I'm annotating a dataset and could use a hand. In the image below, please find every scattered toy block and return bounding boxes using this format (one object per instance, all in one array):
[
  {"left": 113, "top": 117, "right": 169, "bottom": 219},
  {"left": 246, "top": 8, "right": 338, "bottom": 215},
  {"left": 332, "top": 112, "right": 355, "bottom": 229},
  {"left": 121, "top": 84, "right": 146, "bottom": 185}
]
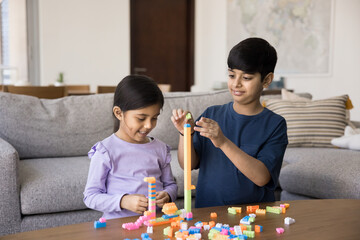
[
  {"left": 276, "top": 227, "right": 284, "bottom": 234},
  {"left": 266, "top": 206, "right": 281, "bottom": 214},
  {"left": 255, "top": 208, "right": 266, "bottom": 215},
  {"left": 228, "top": 207, "right": 237, "bottom": 215},
  {"left": 284, "top": 217, "right": 296, "bottom": 225},
  {"left": 232, "top": 207, "right": 242, "bottom": 213},
  {"left": 246, "top": 205, "right": 259, "bottom": 213},
  {"left": 94, "top": 220, "right": 106, "bottom": 229},
  {"left": 255, "top": 225, "right": 263, "bottom": 233},
  {"left": 147, "top": 225, "right": 153, "bottom": 233},
  {"left": 243, "top": 230, "right": 255, "bottom": 238},
  {"left": 210, "top": 212, "right": 218, "bottom": 218}
]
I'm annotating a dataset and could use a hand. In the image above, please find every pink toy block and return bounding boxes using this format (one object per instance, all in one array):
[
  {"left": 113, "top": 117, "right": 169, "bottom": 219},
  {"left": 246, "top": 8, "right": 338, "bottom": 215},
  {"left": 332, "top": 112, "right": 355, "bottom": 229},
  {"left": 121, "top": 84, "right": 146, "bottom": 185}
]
[
  {"left": 276, "top": 227, "right": 284, "bottom": 234},
  {"left": 99, "top": 217, "right": 106, "bottom": 223},
  {"left": 186, "top": 212, "right": 193, "bottom": 220}
]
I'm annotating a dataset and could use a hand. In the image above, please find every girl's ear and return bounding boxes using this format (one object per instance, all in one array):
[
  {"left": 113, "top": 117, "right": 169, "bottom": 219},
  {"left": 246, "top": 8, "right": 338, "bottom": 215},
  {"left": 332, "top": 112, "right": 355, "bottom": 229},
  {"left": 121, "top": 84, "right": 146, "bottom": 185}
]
[
  {"left": 263, "top": 73, "right": 274, "bottom": 88},
  {"left": 113, "top": 106, "right": 123, "bottom": 120}
]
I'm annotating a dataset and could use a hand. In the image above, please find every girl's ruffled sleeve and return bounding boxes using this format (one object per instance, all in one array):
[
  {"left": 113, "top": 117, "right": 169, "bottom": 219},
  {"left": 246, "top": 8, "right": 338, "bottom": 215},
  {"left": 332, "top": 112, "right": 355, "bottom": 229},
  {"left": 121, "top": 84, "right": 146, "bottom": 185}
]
[{"left": 83, "top": 142, "right": 124, "bottom": 213}]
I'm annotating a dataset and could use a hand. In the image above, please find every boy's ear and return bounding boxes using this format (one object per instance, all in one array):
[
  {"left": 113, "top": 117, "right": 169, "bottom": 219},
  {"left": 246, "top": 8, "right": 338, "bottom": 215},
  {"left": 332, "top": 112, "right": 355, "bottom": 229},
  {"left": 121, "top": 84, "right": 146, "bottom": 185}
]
[
  {"left": 113, "top": 106, "right": 123, "bottom": 120},
  {"left": 263, "top": 73, "right": 274, "bottom": 88}
]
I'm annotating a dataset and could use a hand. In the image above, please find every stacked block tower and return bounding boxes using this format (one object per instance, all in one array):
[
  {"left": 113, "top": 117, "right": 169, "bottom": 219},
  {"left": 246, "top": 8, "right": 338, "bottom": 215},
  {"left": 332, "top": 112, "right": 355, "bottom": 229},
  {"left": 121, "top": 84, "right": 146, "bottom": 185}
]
[
  {"left": 184, "top": 114, "right": 196, "bottom": 219},
  {"left": 144, "top": 177, "right": 156, "bottom": 219}
]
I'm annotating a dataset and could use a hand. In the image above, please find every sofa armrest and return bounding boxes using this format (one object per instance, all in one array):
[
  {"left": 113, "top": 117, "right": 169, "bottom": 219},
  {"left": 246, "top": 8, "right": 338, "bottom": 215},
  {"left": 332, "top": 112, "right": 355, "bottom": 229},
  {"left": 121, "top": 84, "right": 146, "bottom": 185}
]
[{"left": 0, "top": 137, "right": 21, "bottom": 236}]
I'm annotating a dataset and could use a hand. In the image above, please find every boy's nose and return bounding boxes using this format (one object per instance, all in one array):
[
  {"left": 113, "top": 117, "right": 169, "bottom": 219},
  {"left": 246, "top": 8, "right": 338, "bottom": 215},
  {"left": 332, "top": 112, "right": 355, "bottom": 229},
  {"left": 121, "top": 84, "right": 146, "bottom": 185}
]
[{"left": 233, "top": 78, "right": 242, "bottom": 87}]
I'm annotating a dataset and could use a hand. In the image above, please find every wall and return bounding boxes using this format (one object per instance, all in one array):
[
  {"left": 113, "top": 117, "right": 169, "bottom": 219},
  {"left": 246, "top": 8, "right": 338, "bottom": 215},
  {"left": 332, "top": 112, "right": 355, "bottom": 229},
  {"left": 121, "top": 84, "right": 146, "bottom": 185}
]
[
  {"left": 285, "top": 0, "right": 360, "bottom": 121},
  {"left": 38, "top": 0, "right": 360, "bottom": 120},
  {"left": 7, "top": 0, "right": 28, "bottom": 84},
  {"left": 38, "top": 0, "right": 129, "bottom": 92},
  {"left": 193, "top": 0, "right": 360, "bottom": 121}
]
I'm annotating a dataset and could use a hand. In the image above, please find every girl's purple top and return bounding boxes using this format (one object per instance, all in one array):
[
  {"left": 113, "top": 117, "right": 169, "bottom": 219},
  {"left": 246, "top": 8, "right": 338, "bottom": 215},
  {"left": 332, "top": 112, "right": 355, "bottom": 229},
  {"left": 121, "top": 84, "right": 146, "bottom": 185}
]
[{"left": 83, "top": 134, "right": 178, "bottom": 219}]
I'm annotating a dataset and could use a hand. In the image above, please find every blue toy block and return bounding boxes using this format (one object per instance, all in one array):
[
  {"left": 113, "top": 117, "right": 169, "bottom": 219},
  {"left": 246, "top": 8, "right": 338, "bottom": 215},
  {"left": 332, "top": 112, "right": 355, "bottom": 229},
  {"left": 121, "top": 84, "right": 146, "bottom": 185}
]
[
  {"left": 141, "top": 233, "right": 149, "bottom": 239},
  {"left": 94, "top": 220, "right": 106, "bottom": 229}
]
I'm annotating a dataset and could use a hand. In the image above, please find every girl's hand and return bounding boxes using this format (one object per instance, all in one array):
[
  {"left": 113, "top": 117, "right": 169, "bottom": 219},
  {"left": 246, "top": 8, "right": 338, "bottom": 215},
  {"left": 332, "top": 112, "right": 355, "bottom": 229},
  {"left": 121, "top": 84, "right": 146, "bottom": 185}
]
[
  {"left": 194, "top": 117, "right": 227, "bottom": 148},
  {"left": 155, "top": 191, "right": 170, "bottom": 208},
  {"left": 120, "top": 194, "right": 148, "bottom": 214},
  {"left": 171, "top": 109, "right": 195, "bottom": 134}
]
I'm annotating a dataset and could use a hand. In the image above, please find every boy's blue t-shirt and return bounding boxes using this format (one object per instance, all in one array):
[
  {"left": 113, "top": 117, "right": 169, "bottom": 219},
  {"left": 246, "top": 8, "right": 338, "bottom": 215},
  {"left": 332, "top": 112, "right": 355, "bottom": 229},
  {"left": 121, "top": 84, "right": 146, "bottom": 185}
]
[{"left": 193, "top": 102, "right": 288, "bottom": 208}]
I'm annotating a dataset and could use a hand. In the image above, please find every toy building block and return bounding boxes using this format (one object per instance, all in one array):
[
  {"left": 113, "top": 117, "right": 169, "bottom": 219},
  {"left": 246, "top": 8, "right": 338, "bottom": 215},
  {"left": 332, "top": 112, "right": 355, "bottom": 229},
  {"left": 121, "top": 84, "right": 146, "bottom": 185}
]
[
  {"left": 215, "top": 223, "right": 223, "bottom": 228},
  {"left": 249, "top": 213, "right": 256, "bottom": 218},
  {"left": 99, "top": 217, "right": 106, "bottom": 223},
  {"left": 276, "top": 227, "right": 284, "bottom": 234},
  {"left": 209, "top": 221, "right": 216, "bottom": 229},
  {"left": 240, "top": 216, "right": 251, "bottom": 225},
  {"left": 184, "top": 123, "right": 196, "bottom": 215},
  {"left": 234, "top": 225, "right": 242, "bottom": 235},
  {"left": 255, "top": 208, "right": 266, "bottom": 215},
  {"left": 194, "top": 221, "right": 203, "bottom": 228},
  {"left": 228, "top": 207, "right": 237, "bottom": 215},
  {"left": 284, "top": 217, "right": 296, "bottom": 225},
  {"left": 141, "top": 233, "right": 149, "bottom": 239},
  {"left": 240, "top": 224, "right": 252, "bottom": 231},
  {"left": 203, "top": 224, "right": 210, "bottom": 231},
  {"left": 243, "top": 230, "right": 255, "bottom": 238},
  {"left": 147, "top": 225, "right": 153, "bottom": 233},
  {"left": 255, "top": 225, "right": 263, "bottom": 233},
  {"left": 246, "top": 205, "right": 259, "bottom": 213},
  {"left": 210, "top": 212, "right": 218, "bottom": 218},
  {"left": 186, "top": 113, "right": 192, "bottom": 120},
  {"left": 266, "top": 206, "right": 281, "bottom": 214},
  {"left": 144, "top": 177, "right": 157, "bottom": 219},
  {"left": 186, "top": 212, "right": 193, "bottom": 220},
  {"left": 232, "top": 207, "right": 242, "bottom": 213},
  {"left": 162, "top": 202, "right": 178, "bottom": 215},
  {"left": 94, "top": 220, "right": 106, "bottom": 229}
]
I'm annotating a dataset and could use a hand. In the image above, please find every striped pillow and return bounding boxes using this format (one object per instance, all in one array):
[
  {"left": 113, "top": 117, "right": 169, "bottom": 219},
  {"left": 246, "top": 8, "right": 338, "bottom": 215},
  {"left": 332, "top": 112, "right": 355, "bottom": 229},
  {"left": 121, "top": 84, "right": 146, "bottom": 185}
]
[{"left": 265, "top": 95, "right": 348, "bottom": 148}]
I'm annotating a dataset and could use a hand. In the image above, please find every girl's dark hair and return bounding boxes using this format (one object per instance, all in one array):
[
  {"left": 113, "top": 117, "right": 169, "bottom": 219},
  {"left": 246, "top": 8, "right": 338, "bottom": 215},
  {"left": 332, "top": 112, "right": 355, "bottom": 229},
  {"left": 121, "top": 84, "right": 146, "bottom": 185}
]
[
  {"left": 227, "top": 37, "right": 277, "bottom": 81},
  {"left": 113, "top": 75, "right": 164, "bottom": 132}
]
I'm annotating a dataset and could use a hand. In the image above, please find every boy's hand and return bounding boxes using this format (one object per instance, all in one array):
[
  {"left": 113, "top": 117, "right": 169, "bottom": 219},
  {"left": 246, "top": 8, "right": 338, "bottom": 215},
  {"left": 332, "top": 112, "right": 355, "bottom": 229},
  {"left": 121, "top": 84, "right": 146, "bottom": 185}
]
[
  {"left": 120, "top": 194, "right": 148, "bottom": 214},
  {"left": 155, "top": 191, "right": 170, "bottom": 208},
  {"left": 194, "top": 117, "right": 227, "bottom": 148},
  {"left": 171, "top": 109, "right": 195, "bottom": 134}
]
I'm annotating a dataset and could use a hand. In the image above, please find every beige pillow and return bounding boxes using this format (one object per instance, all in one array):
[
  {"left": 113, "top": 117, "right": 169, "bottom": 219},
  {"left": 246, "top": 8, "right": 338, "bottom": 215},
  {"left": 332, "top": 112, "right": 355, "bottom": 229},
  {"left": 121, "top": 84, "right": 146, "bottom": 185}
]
[
  {"left": 266, "top": 95, "right": 348, "bottom": 148},
  {"left": 281, "top": 88, "right": 311, "bottom": 101}
]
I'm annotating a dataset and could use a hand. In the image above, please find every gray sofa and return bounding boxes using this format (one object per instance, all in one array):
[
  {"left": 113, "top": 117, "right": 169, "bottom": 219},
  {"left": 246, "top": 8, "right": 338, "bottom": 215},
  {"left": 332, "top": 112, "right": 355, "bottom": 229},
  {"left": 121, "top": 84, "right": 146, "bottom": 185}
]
[{"left": 1, "top": 90, "right": 359, "bottom": 236}]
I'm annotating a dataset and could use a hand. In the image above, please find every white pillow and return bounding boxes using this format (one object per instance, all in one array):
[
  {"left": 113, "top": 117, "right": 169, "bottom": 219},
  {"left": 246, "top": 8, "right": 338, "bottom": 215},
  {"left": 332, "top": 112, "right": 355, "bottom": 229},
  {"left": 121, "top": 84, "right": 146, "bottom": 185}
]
[{"left": 331, "top": 126, "right": 360, "bottom": 151}]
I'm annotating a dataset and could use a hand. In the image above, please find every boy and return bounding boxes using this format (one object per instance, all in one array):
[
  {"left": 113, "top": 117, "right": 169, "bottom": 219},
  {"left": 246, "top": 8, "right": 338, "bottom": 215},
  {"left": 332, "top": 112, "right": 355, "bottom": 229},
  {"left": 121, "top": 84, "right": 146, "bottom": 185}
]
[{"left": 171, "top": 38, "right": 288, "bottom": 208}]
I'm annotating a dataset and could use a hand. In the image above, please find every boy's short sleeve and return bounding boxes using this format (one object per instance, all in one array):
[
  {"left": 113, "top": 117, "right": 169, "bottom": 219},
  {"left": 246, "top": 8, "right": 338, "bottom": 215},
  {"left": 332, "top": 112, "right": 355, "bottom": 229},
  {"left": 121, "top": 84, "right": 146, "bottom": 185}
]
[{"left": 257, "top": 118, "right": 288, "bottom": 190}]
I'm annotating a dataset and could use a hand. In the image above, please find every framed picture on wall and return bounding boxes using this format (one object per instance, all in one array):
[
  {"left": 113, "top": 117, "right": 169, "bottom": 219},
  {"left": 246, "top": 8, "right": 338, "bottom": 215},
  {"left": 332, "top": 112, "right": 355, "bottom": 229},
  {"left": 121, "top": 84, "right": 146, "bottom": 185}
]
[{"left": 227, "top": 0, "right": 334, "bottom": 76}]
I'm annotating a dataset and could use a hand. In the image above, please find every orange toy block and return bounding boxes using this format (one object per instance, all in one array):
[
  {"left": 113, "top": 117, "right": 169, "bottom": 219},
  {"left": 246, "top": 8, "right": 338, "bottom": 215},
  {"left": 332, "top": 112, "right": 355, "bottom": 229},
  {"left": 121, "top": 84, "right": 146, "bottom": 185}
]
[
  {"left": 162, "top": 202, "right": 178, "bottom": 215},
  {"left": 168, "top": 227, "right": 173, "bottom": 237},
  {"left": 210, "top": 212, "right": 218, "bottom": 218},
  {"left": 209, "top": 221, "right": 216, "bottom": 229},
  {"left": 246, "top": 205, "right": 259, "bottom": 213}
]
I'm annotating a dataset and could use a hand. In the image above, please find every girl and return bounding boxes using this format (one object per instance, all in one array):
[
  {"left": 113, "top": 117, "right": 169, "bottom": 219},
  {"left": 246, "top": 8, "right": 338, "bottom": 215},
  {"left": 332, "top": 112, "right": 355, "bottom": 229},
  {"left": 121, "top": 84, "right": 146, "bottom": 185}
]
[{"left": 84, "top": 75, "right": 177, "bottom": 219}]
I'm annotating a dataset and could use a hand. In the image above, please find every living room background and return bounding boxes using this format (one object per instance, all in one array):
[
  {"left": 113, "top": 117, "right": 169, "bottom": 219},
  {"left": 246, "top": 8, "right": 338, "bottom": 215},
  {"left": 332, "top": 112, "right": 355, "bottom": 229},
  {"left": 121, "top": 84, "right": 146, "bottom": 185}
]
[{"left": 5, "top": 0, "right": 360, "bottom": 121}]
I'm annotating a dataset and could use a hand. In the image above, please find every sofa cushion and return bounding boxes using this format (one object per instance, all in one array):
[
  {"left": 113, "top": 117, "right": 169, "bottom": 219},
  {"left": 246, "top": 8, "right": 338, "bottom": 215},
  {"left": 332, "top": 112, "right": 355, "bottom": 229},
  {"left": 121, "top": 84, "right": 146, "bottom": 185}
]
[
  {"left": 0, "top": 92, "right": 114, "bottom": 159},
  {"left": 151, "top": 90, "right": 232, "bottom": 149},
  {"left": 279, "top": 148, "right": 360, "bottom": 199},
  {"left": 265, "top": 95, "right": 348, "bottom": 148},
  {"left": 20, "top": 156, "right": 90, "bottom": 215}
]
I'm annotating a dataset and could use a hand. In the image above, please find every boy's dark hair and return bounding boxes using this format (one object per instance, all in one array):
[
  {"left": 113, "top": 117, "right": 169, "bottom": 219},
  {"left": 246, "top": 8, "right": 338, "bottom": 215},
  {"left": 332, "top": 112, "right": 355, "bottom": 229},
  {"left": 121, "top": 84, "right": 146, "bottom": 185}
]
[
  {"left": 113, "top": 75, "right": 164, "bottom": 132},
  {"left": 227, "top": 37, "right": 277, "bottom": 81}
]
